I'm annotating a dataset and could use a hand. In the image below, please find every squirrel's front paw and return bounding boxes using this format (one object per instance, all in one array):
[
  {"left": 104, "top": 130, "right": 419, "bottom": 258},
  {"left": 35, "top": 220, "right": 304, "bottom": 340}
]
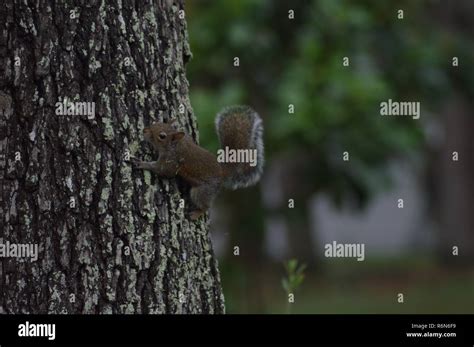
[{"left": 130, "top": 156, "right": 144, "bottom": 168}]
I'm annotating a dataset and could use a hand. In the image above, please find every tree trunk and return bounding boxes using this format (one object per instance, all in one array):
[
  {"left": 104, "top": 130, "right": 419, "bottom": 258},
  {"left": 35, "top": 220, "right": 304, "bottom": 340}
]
[
  {"left": 431, "top": 0, "right": 474, "bottom": 264},
  {"left": 436, "top": 96, "right": 474, "bottom": 263},
  {"left": 0, "top": 0, "right": 224, "bottom": 314}
]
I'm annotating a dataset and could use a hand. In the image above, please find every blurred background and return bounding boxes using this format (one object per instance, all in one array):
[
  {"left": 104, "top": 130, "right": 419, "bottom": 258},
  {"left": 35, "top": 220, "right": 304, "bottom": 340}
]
[{"left": 185, "top": 0, "right": 474, "bottom": 313}]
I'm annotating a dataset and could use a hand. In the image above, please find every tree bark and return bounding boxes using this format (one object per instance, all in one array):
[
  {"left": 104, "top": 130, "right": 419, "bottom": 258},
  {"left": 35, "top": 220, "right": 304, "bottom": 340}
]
[
  {"left": 0, "top": 0, "right": 224, "bottom": 314},
  {"left": 431, "top": 0, "right": 474, "bottom": 264},
  {"left": 436, "top": 96, "right": 474, "bottom": 263}
]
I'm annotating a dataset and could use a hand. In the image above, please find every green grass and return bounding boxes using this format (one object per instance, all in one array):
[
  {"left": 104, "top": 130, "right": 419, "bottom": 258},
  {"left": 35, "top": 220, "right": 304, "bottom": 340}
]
[
  {"left": 281, "top": 275, "right": 474, "bottom": 314},
  {"left": 220, "top": 256, "right": 474, "bottom": 314}
]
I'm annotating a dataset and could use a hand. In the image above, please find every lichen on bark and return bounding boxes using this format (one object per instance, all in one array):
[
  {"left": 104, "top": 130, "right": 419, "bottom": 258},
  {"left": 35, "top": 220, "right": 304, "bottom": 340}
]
[{"left": 0, "top": 0, "right": 224, "bottom": 314}]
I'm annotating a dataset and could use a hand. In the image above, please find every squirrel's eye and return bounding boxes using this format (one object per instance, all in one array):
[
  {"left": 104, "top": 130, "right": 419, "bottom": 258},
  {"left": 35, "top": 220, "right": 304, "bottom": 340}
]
[{"left": 159, "top": 132, "right": 167, "bottom": 140}]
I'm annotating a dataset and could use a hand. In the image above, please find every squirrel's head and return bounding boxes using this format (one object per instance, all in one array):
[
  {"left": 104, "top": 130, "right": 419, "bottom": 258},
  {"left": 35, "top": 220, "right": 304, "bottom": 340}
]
[{"left": 143, "top": 121, "right": 185, "bottom": 151}]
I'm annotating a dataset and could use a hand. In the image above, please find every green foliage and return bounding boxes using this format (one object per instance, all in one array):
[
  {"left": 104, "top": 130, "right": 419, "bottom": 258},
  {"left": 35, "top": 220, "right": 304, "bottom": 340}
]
[
  {"left": 185, "top": 0, "right": 472, "bottom": 207},
  {"left": 281, "top": 259, "right": 306, "bottom": 295}
]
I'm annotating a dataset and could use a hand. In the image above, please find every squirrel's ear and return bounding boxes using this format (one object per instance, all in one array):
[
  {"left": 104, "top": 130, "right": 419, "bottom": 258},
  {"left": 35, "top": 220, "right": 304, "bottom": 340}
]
[{"left": 171, "top": 131, "right": 185, "bottom": 142}]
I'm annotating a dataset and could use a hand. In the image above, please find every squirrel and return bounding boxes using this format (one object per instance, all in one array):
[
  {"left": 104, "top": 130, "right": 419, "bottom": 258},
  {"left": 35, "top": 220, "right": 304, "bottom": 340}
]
[{"left": 132, "top": 105, "right": 264, "bottom": 220}]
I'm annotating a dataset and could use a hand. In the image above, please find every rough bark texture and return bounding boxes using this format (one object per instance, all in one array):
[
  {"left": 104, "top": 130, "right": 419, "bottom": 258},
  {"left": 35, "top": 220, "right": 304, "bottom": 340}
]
[{"left": 0, "top": 0, "right": 225, "bottom": 313}]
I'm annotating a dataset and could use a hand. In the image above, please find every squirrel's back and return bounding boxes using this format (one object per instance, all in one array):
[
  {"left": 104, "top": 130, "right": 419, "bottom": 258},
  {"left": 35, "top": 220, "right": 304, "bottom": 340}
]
[{"left": 215, "top": 105, "right": 264, "bottom": 190}]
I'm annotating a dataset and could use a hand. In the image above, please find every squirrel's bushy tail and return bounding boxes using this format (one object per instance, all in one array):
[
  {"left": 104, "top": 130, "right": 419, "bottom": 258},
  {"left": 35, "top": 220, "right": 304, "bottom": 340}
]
[{"left": 215, "top": 105, "right": 264, "bottom": 190}]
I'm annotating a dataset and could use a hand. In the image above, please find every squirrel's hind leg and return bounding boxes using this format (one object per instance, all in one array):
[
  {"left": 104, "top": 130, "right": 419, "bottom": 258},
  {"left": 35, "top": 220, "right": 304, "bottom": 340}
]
[
  {"left": 189, "top": 182, "right": 219, "bottom": 220},
  {"left": 189, "top": 209, "right": 205, "bottom": 221}
]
